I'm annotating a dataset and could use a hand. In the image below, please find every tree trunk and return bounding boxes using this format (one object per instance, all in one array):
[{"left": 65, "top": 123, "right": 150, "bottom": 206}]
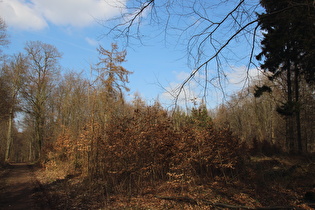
[
  {"left": 286, "top": 62, "right": 294, "bottom": 153},
  {"left": 5, "top": 108, "right": 13, "bottom": 162},
  {"left": 294, "top": 66, "right": 302, "bottom": 153},
  {"left": 29, "top": 139, "right": 32, "bottom": 162}
]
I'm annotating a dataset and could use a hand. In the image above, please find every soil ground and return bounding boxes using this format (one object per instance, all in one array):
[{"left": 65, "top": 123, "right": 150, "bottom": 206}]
[
  {"left": 0, "top": 163, "right": 49, "bottom": 210},
  {"left": 34, "top": 155, "right": 315, "bottom": 209},
  {"left": 1, "top": 155, "right": 315, "bottom": 209}
]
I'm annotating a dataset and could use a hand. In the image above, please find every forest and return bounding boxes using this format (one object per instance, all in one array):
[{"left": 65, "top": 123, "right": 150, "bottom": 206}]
[{"left": 0, "top": 0, "right": 315, "bottom": 209}]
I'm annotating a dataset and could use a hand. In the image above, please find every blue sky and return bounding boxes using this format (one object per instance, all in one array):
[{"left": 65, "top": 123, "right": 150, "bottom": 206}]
[{"left": 1, "top": 0, "right": 263, "bottom": 110}]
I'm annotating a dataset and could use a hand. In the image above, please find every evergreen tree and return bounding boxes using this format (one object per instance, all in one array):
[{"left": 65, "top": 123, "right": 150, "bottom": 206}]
[
  {"left": 256, "top": 0, "right": 315, "bottom": 153},
  {"left": 190, "top": 103, "right": 212, "bottom": 129}
]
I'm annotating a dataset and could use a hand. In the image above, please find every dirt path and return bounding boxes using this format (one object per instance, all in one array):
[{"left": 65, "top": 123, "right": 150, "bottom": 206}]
[{"left": 0, "top": 163, "right": 48, "bottom": 210}]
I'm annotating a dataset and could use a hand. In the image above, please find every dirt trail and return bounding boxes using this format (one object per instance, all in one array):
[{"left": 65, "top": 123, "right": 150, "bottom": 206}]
[{"left": 0, "top": 163, "right": 47, "bottom": 210}]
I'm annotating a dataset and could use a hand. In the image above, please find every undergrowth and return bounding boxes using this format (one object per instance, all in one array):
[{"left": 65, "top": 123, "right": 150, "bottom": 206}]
[{"left": 38, "top": 104, "right": 315, "bottom": 209}]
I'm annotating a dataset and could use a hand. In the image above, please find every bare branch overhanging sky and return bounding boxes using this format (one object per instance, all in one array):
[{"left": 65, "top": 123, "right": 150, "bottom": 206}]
[{"left": 1, "top": 0, "right": 265, "bottom": 109}]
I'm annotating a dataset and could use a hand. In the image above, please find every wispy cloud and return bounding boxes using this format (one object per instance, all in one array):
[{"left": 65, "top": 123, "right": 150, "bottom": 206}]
[
  {"left": 226, "top": 66, "right": 262, "bottom": 89},
  {"left": 0, "top": 0, "right": 127, "bottom": 30},
  {"left": 85, "top": 37, "right": 99, "bottom": 47},
  {"left": 161, "top": 66, "right": 264, "bottom": 109},
  {"left": 161, "top": 71, "right": 202, "bottom": 108}
]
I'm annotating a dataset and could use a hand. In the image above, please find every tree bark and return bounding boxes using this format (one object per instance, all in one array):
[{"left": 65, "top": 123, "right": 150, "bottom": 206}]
[
  {"left": 294, "top": 66, "right": 302, "bottom": 153},
  {"left": 5, "top": 108, "right": 13, "bottom": 162},
  {"left": 286, "top": 62, "right": 294, "bottom": 153}
]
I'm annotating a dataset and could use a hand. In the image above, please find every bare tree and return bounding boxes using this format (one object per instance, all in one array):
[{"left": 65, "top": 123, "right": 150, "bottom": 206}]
[
  {"left": 104, "top": 0, "right": 262, "bottom": 104},
  {"left": 1, "top": 54, "right": 28, "bottom": 162},
  {"left": 54, "top": 71, "right": 90, "bottom": 134},
  {"left": 22, "top": 41, "right": 62, "bottom": 160},
  {"left": 0, "top": 18, "right": 9, "bottom": 55},
  {"left": 104, "top": 0, "right": 314, "bottom": 108},
  {"left": 0, "top": 73, "right": 11, "bottom": 162}
]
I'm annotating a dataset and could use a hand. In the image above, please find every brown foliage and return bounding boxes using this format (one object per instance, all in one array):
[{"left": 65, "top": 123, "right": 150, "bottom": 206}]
[
  {"left": 88, "top": 105, "right": 177, "bottom": 193},
  {"left": 64, "top": 103, "right": 247, "bottom": 195},
  {"left": 47, "top": 101, "right": 246, "bottom": 197}
]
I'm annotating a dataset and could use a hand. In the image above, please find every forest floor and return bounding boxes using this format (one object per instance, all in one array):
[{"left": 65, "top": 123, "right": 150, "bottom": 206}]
[
  {"left": 35, "top": 154, "right": 315, "bottom": 209},
  {"left": 0, "top": 163, "right": 51, "bottom": 209},
  {"left": 1, "top": 155, "right": 315, "bottom": 209}
]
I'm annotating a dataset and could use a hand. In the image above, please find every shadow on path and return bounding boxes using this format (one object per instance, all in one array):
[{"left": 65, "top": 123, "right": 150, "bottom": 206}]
[{"left": 0, "top": 163, "right": 48, "bottom": 210}]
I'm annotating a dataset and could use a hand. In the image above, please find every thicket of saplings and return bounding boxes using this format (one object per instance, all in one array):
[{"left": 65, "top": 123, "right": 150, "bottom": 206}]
[{"left": 47, "top": 101, "right": 247, "bottom": 196}]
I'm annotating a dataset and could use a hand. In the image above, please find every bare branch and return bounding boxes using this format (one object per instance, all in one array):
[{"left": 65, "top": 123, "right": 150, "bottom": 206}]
[
  {"left": 103, "top": 1, "right": 312, "bottom": 109},
  {"left": 174, "top": 18, "right": 259, "bottom": 108},
  {"left": 0, "top": 18, "right": 9, "bottom": 55}
]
